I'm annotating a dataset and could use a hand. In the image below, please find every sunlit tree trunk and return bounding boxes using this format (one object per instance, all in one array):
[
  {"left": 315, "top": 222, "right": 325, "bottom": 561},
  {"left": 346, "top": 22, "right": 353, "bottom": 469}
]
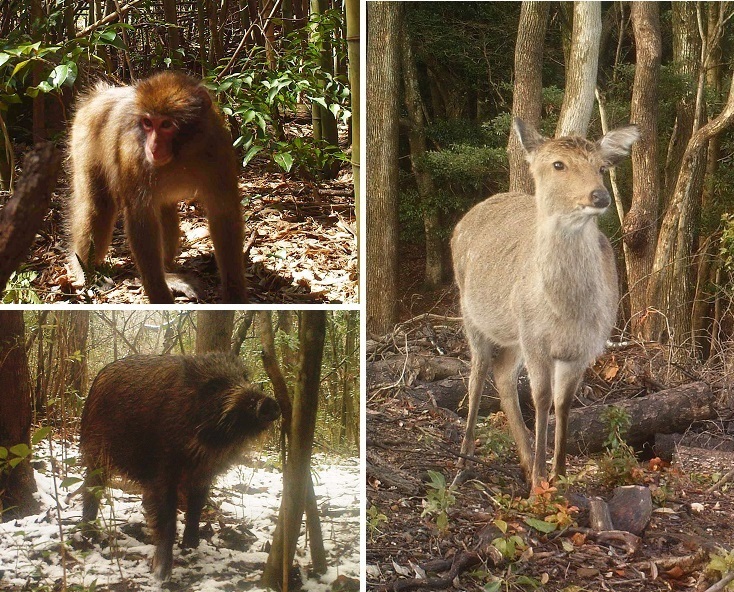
[
  {"left": 555, "top": 1, "right": 601, "bottom": 137},
  {"left": 624, "top": 2, "right": 661, "bottom": 339},
  {"left": 646, "top": 2, "right": 709, "bottom": 350},
  {"left": 345, "top": 0, "right": 359, "bottom": 251},
  {"left": 508, "top": 1, "right": 548, "bottom": 193},
  {"left": 366, "top": 2, "right": 401, "bottom": 335},
  {"left": 262, "top": 311, "right": 326, "bottom": 590},
  {"left": 196, "top": 311, "right": 234, "bottom": 353}
]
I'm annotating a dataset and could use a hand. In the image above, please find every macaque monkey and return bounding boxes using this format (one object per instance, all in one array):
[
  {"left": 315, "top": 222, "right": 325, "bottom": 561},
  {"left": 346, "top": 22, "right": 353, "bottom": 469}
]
[{"left": 67, "top": 71, "right": 247, "bottom": 303}]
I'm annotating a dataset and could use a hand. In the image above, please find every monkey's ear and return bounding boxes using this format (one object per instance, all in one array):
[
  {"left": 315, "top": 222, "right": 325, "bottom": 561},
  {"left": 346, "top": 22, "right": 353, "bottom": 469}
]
[
  {"left": 514, "top": 118, "right": 546, "bottom": 155},
  {"left": 194, "top": 86, "right": 213, "bottom": 112}
]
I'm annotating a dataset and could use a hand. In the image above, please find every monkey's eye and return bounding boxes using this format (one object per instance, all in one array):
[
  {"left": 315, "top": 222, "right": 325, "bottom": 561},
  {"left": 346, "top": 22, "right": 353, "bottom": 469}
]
[
  {"left": 553, "top": 161, "right": 565, "bottom": 171},
  {"left": 160, "top": 120, "right": 174, "bottom": 130},
  {"left": 141, "top": 117, "right": 153, "bottom": 130}
]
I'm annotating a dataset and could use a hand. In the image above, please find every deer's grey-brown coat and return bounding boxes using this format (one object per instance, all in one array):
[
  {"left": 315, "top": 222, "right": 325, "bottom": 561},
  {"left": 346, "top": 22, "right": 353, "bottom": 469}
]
[{"left": 452, "top": 118, "right": 639, "bottom": 488}]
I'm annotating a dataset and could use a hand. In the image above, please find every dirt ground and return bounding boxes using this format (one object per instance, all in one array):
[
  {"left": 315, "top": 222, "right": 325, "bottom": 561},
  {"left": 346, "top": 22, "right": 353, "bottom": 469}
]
[
  {"left": 367, "top": 251, "right": 734, "bottom": 592},
  {"left": 6, "top": 145, "right": 356, "bottom": 305}
]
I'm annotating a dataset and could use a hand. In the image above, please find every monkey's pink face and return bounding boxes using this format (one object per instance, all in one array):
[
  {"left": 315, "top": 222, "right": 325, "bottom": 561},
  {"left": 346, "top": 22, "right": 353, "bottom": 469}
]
[{"left": 142, "top": 115, "right": 177, "bottom": 167}]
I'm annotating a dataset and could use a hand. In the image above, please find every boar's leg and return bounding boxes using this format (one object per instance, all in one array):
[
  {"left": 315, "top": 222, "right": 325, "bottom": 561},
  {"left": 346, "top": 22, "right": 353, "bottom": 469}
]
[
  {"left": 182, "top": 481, "right": 210, "bottom": 549},
  {"left": 144, "top": 482, "right": 178, "bottom": 581},
  {"left": 81, "top": 466, "right": 108, "bottom": 523}
]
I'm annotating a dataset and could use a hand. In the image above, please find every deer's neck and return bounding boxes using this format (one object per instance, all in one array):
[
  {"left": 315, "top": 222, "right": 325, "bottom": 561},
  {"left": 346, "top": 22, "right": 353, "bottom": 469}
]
[{"left": 533, "top": 212, "right": 606, "bottom": 315}]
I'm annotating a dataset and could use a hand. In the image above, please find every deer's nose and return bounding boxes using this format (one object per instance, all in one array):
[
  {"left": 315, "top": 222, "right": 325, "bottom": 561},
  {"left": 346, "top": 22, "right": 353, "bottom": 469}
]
[{"left": 591, "top": 189, "right": 610, "bottom": 209}]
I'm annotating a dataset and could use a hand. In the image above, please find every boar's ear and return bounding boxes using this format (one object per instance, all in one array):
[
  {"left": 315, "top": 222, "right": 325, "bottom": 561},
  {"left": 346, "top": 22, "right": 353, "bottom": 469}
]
[
  {"left": 597, "top": 124, "right": 640, "bottom": 167},
  {"left": 514, "top": 118, "right": 546, "bottom": 155}
]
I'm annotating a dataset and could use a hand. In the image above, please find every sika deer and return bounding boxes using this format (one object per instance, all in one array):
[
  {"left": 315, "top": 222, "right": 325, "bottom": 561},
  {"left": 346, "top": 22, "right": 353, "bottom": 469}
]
[{"left": 452, "top": 118, "right": 639, "bottom": 489}]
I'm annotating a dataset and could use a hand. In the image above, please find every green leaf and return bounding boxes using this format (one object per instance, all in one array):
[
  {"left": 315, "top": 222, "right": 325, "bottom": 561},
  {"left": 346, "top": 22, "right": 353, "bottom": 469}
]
[
  {"left": 242, "top": 145, "right": 263, "bottom": 167},
  {"left": 9, "top": 443, "right": 30, "bottom": 458},
  {"left": 9, "top": 457, "right": 24, "bottom": 468},
  {"left": 483, "top": 582, "right": 502, "bottom": 592},
  {"left": 0, "top": 447, "right": 7, "bottom": 459},
  {"left": 11, "top": 59, "right": 30, "bottom": 78},
  {"left": 0, "top": 53, "right": 10, "bottom": 68},
  {"left": 524, "top": 517, "right": 557, "bottom": 533},
  {"left": 50, "top": 64, "right": 69, "bottom": 88},
  {"left": 273, "top": 151, "right": 294, "bottom": 173},
  {"left": 310, "top": 96, "right": 327, "bottom": 110},
  {"left": 426, "top": 470, "right": 446, "bottom": 490},
  {"left": 60, "top": 476, "right": 83, "bottom": 488},
  {"left": 436, "top": 512, "right": 448, "bottom": 531},
  {"left": 32, "top": 426, "right": 52, "bottom": 445},
  {"left": 493, "top": 519, "right": 508, "bottom": 534}
]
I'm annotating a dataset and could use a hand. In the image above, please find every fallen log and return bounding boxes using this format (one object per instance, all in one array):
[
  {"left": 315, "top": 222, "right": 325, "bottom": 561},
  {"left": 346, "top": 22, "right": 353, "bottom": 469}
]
[{"left": 550, "top": 381, "right": 715, "bottom": 455}]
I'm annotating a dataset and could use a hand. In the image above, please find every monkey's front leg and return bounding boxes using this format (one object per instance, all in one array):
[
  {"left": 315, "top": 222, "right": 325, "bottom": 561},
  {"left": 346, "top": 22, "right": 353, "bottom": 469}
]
[
  {"left": 208, "top": 208, "right": 247, "bottom": 303},
  {"left": 123, "top": 205, "right": 175, "bottom": 304}
]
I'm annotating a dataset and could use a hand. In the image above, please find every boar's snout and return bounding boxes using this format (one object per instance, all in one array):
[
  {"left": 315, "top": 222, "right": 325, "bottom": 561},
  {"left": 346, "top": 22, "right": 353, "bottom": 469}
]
[{"left": 257, "top": 397, "right": 281, "bottom": 422}]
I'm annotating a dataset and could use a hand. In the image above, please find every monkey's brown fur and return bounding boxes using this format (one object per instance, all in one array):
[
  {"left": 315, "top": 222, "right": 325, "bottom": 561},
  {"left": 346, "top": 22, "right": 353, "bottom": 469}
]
[{"left": 67, "top": 71, "right": 247, "bottom": 303}]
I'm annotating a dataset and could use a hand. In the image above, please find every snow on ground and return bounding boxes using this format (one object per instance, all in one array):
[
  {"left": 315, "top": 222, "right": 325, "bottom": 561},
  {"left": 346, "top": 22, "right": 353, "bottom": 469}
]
[{"left": 0, "top": 442, "right": 360, "bottom": 591}]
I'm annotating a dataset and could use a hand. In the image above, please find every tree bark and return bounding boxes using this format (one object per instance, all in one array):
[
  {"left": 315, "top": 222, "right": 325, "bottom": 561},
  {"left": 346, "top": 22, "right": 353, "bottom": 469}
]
[
  {"left": 196, "top": 311, "right": 234, "bottom": 353},
  {"left": 646, "top": 5, "right": 734, "bottom": 352},
  {"left": 345, "top": 0, "right": 360, "bottom": 256},
  {"left": 366, "top": 2, "right": 401, "bottom": 335},
  {"left": 400, "top": 24, "right": 442, "bottom": 289},
  {"left": 262, "top": 311, "right": 326, "bottom": 590},
  {"left": 162, "top": 0, "right": 180, "bottom": 59},
  {"left": 0, "top": 143, "right": 60, "bottom": 293},
  {"left": 508, "top": 1, "right": 549, "bottom": 193},
  {"left": 555, "top": 1, "right": 601, "bottom": 137},
  {"left": 624, "top": 2, "right": 661, "bottom": 339},
  {"left": 0, "top": 311, "right": 40, "bottom": 519},
  {"left": 550, "top": 382, "right": 715, "bottom": 455}
]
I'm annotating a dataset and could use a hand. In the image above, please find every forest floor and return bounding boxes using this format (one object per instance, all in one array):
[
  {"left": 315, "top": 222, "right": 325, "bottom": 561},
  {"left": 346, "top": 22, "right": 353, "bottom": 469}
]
[
  {"left": 0, "top": 443, "right": 360, "bottom": 592},
  {"left": 367, "top": 250, "right": 734, "bottom": 592},
  {"left": 8, "top": 132, "right": 356, "bottom": 304}
]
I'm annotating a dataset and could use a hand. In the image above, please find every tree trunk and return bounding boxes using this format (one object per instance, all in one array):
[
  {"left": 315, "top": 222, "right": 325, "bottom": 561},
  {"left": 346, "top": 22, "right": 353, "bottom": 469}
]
[
  {"left": 624, "top": 2, "right": 661, "bottom": 339},
  {"left": 310, "top": 0, "right": 339, "bottom": 177},
  {"left": 0, "top": 115, "right": 13, "bottom": 191},
  {"left": 30, "top": 0, "right": 46, "bottom": 142},
  {"left": 0, "top": 142, "right": 59, "bottom": 292},
  {"left": 400, "top": 24, "right": 442, "bottom": 289},
  {"left": 366, "top": 2, "right": 401, "bottom": 335},
  {"left": 555, "top": 1, "right": 601, "bottom": 137},
  {"left": 345, "top": 0, "right": 359, "bottom": 253},
  {"left": 508, "top": 1, "right": 549, "bottom": 193},
  {"left": 647, "top": 60, "right": 734, "bottom": 352},
  {"left": 162, "top": 0, "right": 180, "bottom": 60},
  {"left": 262, "top": 311, "right": 326, "bottom": 590},
  {"left": 662, "top": 2, "right": 701, "bottom": 206},
  {"left": 196, "top": 311, "right": 234, "bottom": 353},
  {"left": 0, "top": 311, "right": 40, "bottom": 519}
]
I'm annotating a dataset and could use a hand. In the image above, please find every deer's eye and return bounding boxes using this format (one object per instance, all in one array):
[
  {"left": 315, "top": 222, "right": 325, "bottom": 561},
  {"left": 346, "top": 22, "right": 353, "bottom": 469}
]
[
  {"left": 553, "top": 161, "right": 565, "bottom": 171},
  {"left": 600, "top": 166, "right": 607, "bottom": 174}
]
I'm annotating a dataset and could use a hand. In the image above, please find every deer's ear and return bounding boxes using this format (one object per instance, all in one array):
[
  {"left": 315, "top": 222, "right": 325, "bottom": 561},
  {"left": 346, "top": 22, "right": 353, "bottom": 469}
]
[
  {"left": 597, "top": 125, "right": 640, "bottom": 167},
  {"left": 514, "top": 118, "right": 546, "bottom": 155}
]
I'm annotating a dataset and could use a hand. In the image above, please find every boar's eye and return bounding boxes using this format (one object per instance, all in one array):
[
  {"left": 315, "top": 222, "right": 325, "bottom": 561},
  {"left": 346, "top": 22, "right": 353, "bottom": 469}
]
[{"left": 553, "top": 161, "right": 565, "bottom": 171}]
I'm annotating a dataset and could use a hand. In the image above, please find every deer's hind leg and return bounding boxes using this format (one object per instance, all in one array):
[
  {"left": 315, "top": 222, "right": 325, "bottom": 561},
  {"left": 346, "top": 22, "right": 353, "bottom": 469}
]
[{"left": 453, "top": 317, "right": 493, "bottom": 486}]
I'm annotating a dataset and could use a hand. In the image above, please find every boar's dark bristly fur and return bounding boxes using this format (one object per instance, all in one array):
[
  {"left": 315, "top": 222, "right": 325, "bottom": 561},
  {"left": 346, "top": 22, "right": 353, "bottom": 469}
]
[{"left": 79, "top": 353, "right": 280, "bottom": 581}]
